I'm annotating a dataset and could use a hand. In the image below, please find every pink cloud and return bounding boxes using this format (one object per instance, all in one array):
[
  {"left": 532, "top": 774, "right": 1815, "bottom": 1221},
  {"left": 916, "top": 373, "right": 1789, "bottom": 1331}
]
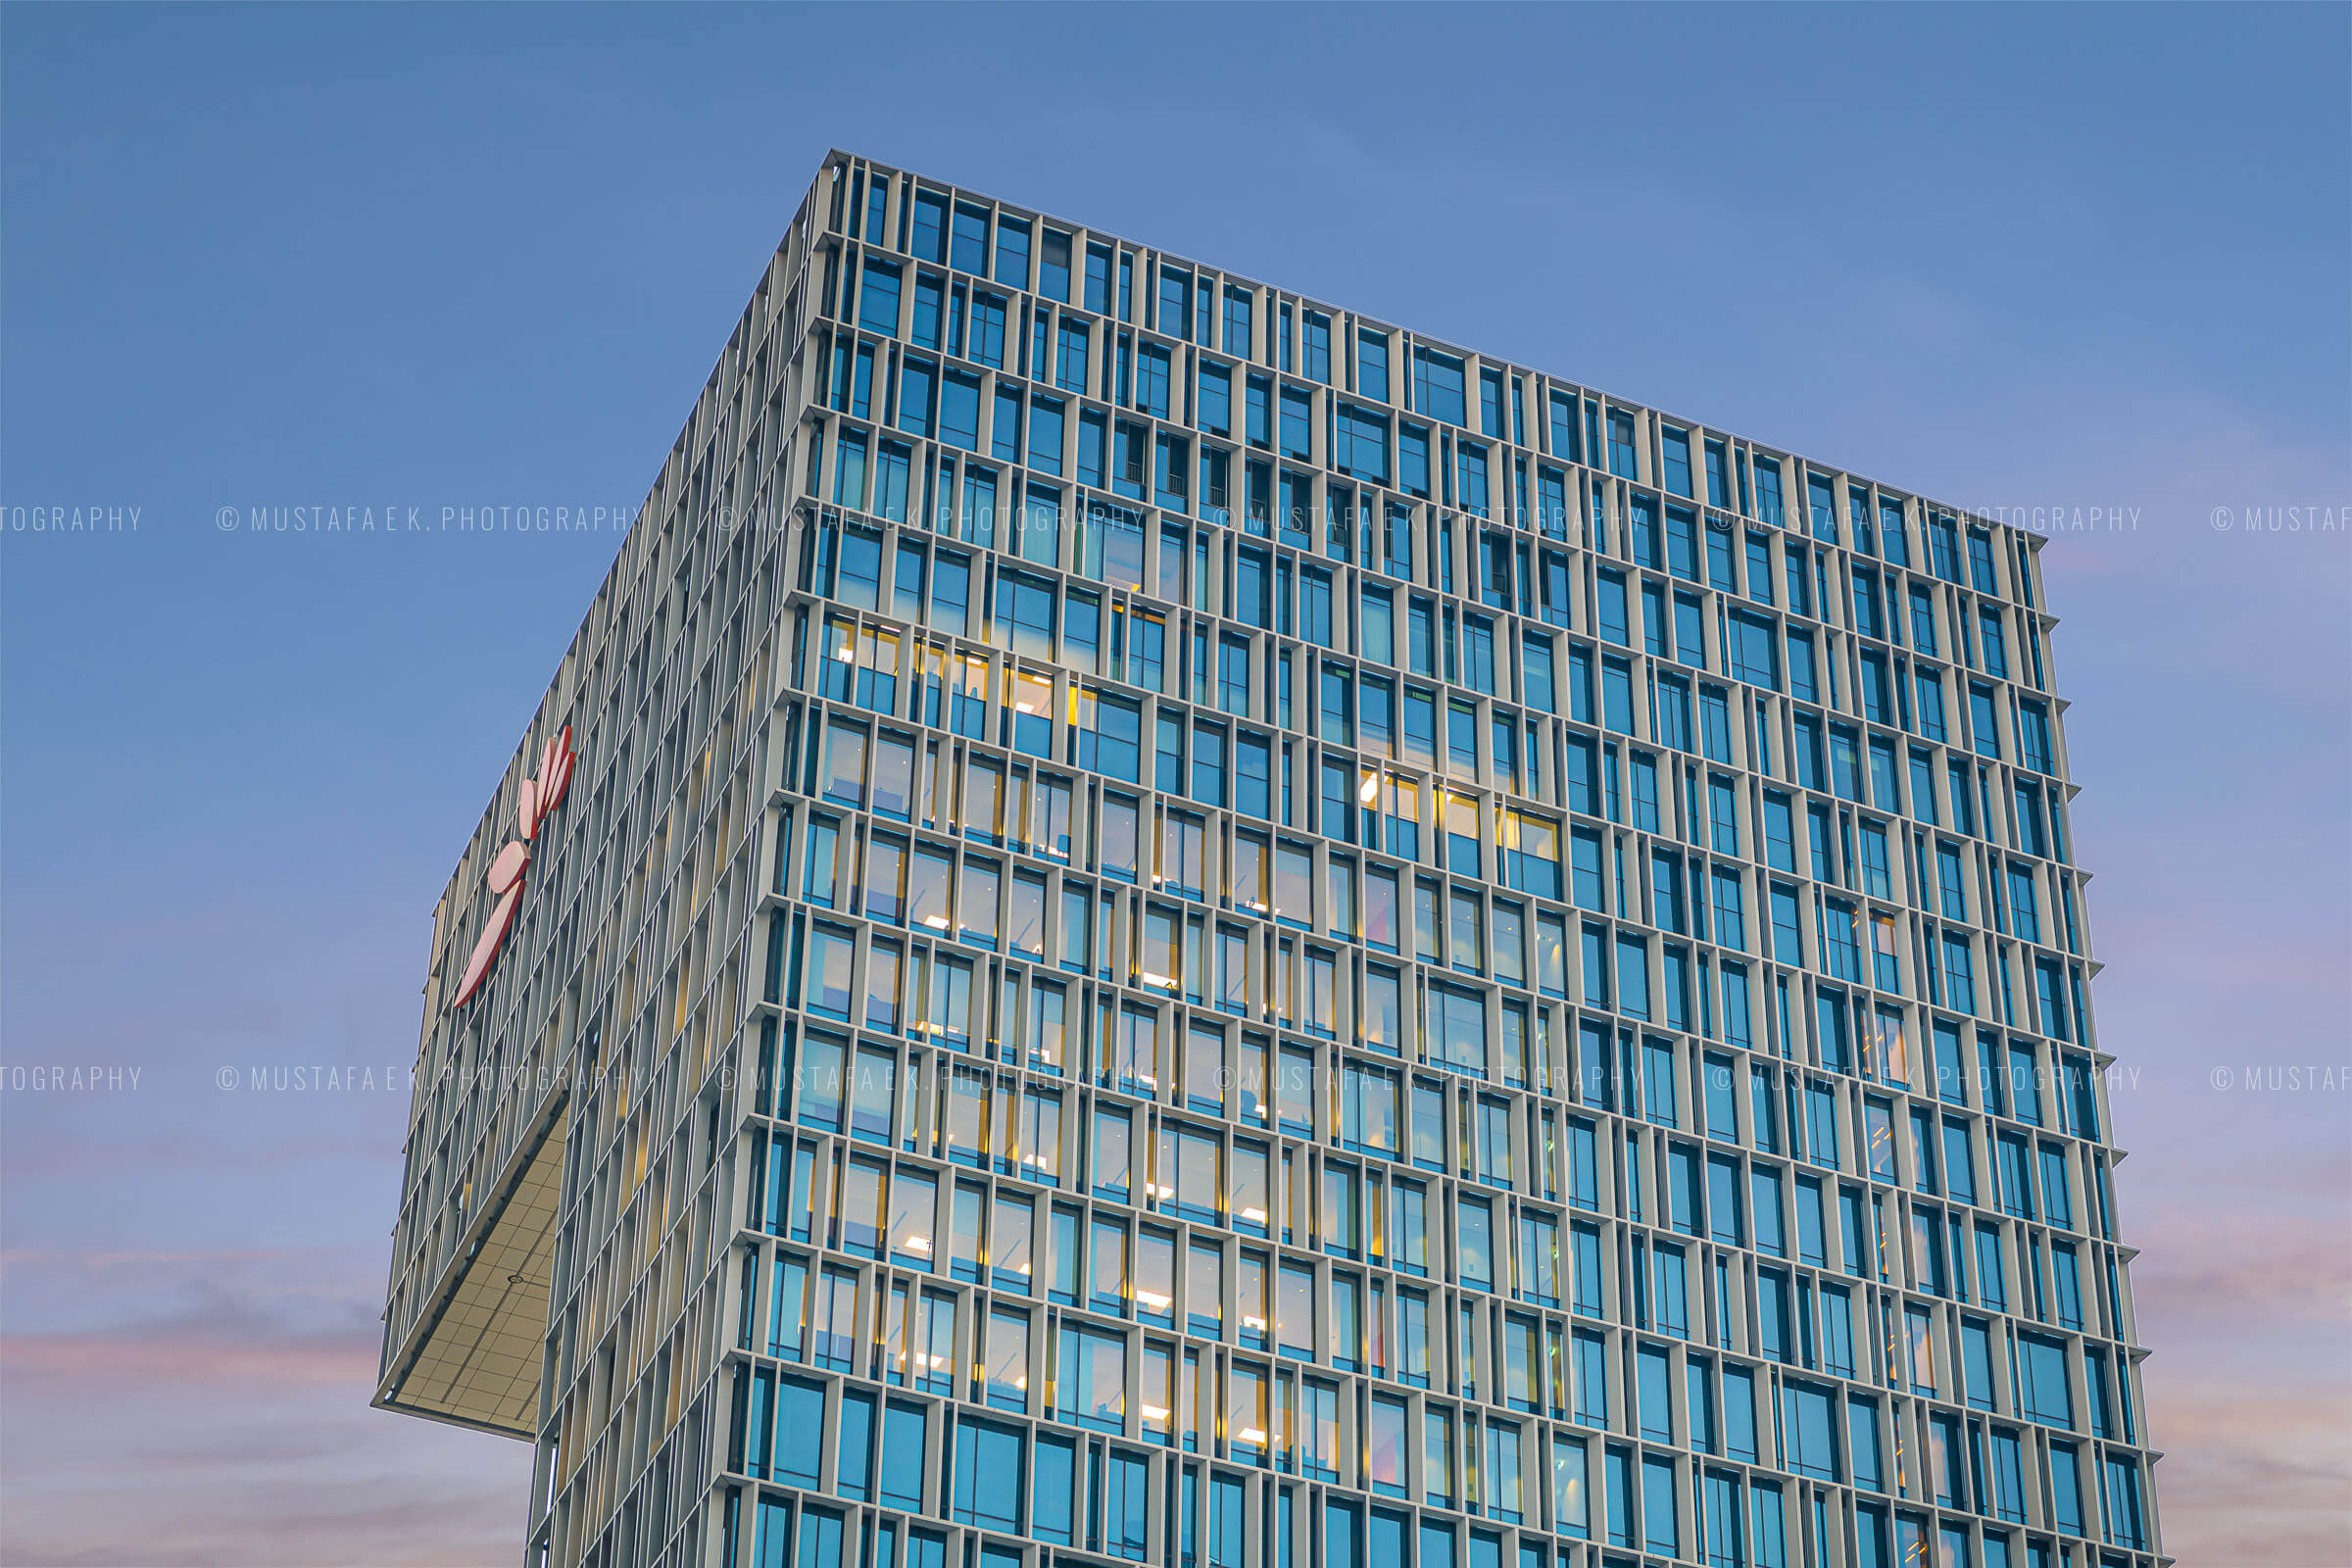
[
  {"left": 2140, "top": 1383, "right": 2352, "bottom": 1568},
  {"left": 0, "top": 1253, "right": 530, "bottom": 1566}
]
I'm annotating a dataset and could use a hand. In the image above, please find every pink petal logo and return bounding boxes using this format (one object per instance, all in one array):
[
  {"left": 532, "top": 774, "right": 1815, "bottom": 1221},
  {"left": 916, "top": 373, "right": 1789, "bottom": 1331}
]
[{"left": 451, "top": 725, "right": 574, "bottom": 1007}]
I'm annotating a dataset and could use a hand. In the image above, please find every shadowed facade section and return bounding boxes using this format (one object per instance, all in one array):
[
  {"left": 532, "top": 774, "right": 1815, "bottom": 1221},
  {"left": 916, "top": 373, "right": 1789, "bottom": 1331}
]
[{"left": 375, "top": 1098, "right": 568, "bottom": 1439}]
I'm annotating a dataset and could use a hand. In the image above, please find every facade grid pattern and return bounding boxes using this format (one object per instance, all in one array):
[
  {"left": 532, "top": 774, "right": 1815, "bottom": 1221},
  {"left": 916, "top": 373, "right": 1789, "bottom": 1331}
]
[{"left": 377, "top": 151, "right": 2166, "bottom": 1568}]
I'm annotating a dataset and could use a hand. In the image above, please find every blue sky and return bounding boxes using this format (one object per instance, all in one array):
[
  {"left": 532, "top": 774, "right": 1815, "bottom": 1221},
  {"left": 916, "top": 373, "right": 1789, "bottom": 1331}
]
[{"left": 3, "top": 5, "right": 2346, "bottom": 1563}]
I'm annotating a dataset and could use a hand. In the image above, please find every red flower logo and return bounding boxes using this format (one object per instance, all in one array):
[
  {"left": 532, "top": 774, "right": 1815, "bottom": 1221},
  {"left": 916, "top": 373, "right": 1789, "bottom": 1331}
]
[{"left": 452, "top": 725, "right": 574, "bottom": 1007}]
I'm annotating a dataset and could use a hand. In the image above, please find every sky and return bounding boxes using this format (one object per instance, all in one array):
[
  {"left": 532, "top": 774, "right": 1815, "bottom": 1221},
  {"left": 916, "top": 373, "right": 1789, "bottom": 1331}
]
[{"left": 1, "top": 4, "right": 2346, "bottom": 1564}]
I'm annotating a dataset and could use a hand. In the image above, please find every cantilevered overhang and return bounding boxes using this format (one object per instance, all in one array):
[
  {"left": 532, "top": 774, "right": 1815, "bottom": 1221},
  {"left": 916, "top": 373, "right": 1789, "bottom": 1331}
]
[{"left": 373, "top": 1092, "right": 567, "bottom": 1441}]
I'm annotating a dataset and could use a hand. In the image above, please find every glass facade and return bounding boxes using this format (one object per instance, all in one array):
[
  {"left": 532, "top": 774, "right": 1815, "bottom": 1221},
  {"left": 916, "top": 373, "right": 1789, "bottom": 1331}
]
[{"left": 376, "top": 153, "right": 2164, "bottom": 1568}]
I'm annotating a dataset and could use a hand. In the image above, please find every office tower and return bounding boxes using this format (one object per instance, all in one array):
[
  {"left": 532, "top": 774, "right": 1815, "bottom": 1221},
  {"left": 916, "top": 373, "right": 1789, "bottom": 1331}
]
[{"left": 375, "top": 151, "right": 2165, "bottom": 1568}]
